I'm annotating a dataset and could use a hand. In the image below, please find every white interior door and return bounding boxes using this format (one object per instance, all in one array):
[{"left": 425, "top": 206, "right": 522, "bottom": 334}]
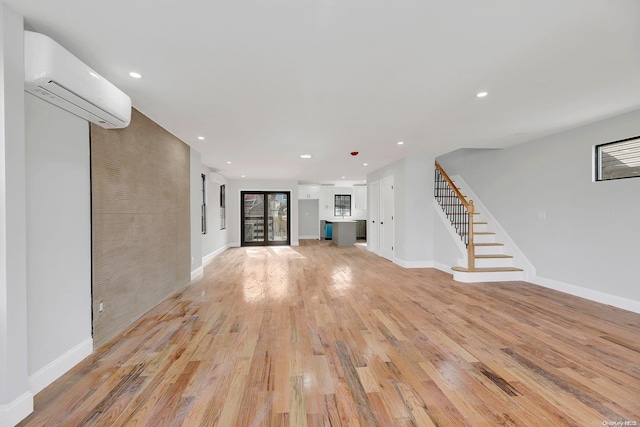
[
  {"left": 368, "top": 181, "right": 380, "bottom": 254},
  {"left": 380, "top": 176, "right": 394, "bottom": 261}
]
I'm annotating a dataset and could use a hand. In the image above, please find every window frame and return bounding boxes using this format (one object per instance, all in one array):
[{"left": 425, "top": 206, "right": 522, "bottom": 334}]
[
  {"left": 595, "top": 135, "right": 640, "bottom": 182},
  {"left": 334, "top": 194, "right": 352, "bottom": 217},
  {"left": 220, "top": 184, "right": 226, "bottom": 230},
  {"left": 201, "top": 174, "right": 207, "bottom": 234}
]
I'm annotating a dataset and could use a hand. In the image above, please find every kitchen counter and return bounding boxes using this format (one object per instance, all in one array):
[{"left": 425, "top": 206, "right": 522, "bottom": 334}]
[{"left": 326, "top": 220, "right": 356, "bottom": 246}]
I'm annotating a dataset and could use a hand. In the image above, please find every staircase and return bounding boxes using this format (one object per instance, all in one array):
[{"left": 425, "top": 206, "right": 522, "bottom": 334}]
[{"left": 435, "top": 162, "right": 524, "bottom": 283}]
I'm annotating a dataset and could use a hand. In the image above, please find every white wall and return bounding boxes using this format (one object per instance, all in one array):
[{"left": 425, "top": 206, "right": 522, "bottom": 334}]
[
  {"left": 228, "top": 179, "right": 299, "bottom": 246},
  {"left": 298, "top": 199, "right": 319, "bottom": 239},
  {"left": 0, "top": 3, "right": 32, "bottom": 425},
  {"left": 438, "top": 108, "right": 640, "bottom": 306},
  {"left": 319, "top": 186, "right": 367, "bottom": 221},
  {"left": 201, "top": 168, "right": 229, "bottom": 261},
  {"left": 190, "top": 154, "right": 231, "bottom": 275},
  {"left": 367, "top": 154, "right": 437, "bottom": 266},
  {"left": 367, "top": 159, "right": 405, "bottom": 260},
  {"left": 25, "top": 94, "right": 92, "bottom": 393},
  {"left": 432, "top": 200, "right": 465, "bottom": 269},
  {"left": 189, "top": 149, "right": 203, "bottom": 276},
  {"left": 402, "top": 155, "right": 435, "bottom": 264}
]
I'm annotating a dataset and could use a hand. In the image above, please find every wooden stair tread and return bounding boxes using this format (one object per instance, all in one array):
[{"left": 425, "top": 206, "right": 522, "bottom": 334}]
[
  {"left": 452, "top": 266, "right": 523, "bottom": 273},
  {"left": 475, "top": 254, "right": 513, "bottom": 259}
]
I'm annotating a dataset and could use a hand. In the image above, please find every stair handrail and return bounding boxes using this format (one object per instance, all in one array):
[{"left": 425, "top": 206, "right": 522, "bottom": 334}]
[
  {"left": 434, "top": 162, "right": 475, "bottom": 269},
  {"left": 435, "top": 162, "right": 471, "bottom": 208}
]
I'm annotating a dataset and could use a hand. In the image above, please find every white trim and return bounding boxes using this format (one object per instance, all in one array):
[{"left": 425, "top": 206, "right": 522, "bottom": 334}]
[
  {"left": 229, "top": 242, "right": 241, "bottom": 248},
  {"left": 532, "top": 275, "right": 640, "bottom": 314},
  {"left": 394, "top": 258, "right": 432, "bottom": 268},
  {"left": 453, "top": 269, "right": 524, "bottom": 283},
  {"left": 431, "top": 261, "right": 453, "bottom": 274},
  {"left": 392, "top": 258, "right": 452, "bottom": 274},
  {"left": 28, "top": 337, "right": 93, "bottom": 395},
  {"left": 0, "top": 391, "right": 33, "bottom": 427},
  {"left": 298, "top": 235, "right": 320, "bottom": 240},
  {"left": 202, "top": 244, "right": 230, "bottom": 265},
  {"left": 190, "top": 266, "right": 204, "bottom": 281},
  {"left": 393, "top": 259, "right": 450, "bottom": 272},
  {"left": 291, "top": 241, "right": 299, "bottom": 247}
]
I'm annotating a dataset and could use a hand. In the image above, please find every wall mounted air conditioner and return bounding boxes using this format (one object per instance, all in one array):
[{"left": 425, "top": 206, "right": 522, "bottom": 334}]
[{"left": 24, "top": 31, "right": 131, "bottom": 129}]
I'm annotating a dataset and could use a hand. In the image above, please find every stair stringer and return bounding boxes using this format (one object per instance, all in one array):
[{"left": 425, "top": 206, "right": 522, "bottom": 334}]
[{"left": 451, "top": 174, "right": 536, "bottom": 281}]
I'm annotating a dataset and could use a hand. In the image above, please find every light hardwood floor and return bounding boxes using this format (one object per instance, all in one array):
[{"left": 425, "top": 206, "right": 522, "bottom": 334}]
[{"left": 19, "top": 241, "right": 640, "bottom": 426}]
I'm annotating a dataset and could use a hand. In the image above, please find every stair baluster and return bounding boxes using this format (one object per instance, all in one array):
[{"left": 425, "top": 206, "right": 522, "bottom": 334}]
[{"left": 434, "top": 162, "right": 475, "bottom": 269}]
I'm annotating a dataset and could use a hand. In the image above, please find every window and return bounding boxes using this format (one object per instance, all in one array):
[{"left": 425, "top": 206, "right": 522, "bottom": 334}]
[
  {"left": 220, "top": 184, "right": 226, "bottom": 230},
  {"left": 596, "top": 136, "right": 640, "bottom": 181},
  {"left": 201, "top": 174, "right": 207, "bottom": 234},
  {"left": 334, "top": 194, "right": 351, "bottom": 216}
]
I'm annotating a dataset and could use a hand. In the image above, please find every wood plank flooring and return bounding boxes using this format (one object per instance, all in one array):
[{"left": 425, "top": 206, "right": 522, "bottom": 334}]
[{"left": 19, "top": 240, "right": 640, "bottom": 426}]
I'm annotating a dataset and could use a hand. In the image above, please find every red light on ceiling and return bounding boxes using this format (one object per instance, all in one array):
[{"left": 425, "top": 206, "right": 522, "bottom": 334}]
[{"left": 350, "top": 151, "right": 359, "bottom": 156}]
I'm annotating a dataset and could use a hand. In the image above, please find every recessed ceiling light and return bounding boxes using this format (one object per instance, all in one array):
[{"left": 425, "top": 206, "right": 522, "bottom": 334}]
[
  {"left": 397, "top": 141, "right": 404, "bottom": 145},
  {"left": 241, "top": 175, "right": 245, "bottom": 178},
  {"left": 341, "top": 176, "right": 346, "bottom": 179},
  {"left": 476, "top": 91, "right": 488, "bottom": 98},
  {"left": 129, "top": 72, "right": 143, "bottom": 79},
  {"left": 197, "top": 136, "right": 205, "bottom": 140},
  {"left": 226, "top": 161, "right": 232, "bottom": 164},
  {"left": 363, "top": 163, "right": 368, "bottom": 166},
  {"left": 300, "top": 154, "right": 312, "bottom": 159}
]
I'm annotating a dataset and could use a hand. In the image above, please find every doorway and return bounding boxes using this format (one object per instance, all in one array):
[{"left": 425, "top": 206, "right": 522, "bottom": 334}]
[{"left": 241, "top": 191, "right": 290, "bottom": 246}]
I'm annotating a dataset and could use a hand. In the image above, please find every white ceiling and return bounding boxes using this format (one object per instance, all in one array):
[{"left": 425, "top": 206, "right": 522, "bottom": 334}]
[{"left": 8, "top": 0, "right": 640, "bottom": 183}]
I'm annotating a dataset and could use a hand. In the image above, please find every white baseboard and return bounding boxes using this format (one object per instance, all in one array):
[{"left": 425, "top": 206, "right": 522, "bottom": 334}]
[
  {"left": 190, "top": 266, "right": 204, "bottom": 281},
  {"left": 394, "top": 258, "right": 433, "bottom": 268},
  {"left": 532, "top": 275, "right": 640, "bottom": 314},
  {"left": 28, "top": 337, "right": 93, "bottom": 395},
  {"left": 203, "top": 244, "right": 231, "bottom": 265},
  {"left": 291, "top": 241, "right": 299, "bottom": 247},
  {"left": 394, "top": 258, "right": 453, "bottom": 274},
  {"left": 299, "top": 235, "right": 320, "bottom": 240},
  {"left": 0, "top": 391, "right": 33, "bottom": 427},
  {"left": 431, "top": 261, "right": 453, "bottom": 274}
]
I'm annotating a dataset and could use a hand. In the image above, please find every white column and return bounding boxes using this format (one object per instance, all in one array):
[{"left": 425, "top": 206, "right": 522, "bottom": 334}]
[{"left": 0, "top": 3, "right": 32, "bottom": 426}]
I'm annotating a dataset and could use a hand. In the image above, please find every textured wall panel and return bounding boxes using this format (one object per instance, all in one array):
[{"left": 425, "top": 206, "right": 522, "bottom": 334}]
[{"left": 91, "top": 108, "right": 190, "bottom": 348}]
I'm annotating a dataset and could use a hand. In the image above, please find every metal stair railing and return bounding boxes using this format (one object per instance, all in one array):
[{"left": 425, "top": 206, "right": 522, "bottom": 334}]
[{"left": 434, "top": 162, "right": 475, "bottom": 269}]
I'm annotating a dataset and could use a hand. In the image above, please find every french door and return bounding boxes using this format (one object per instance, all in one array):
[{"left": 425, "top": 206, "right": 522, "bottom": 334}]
[{"left": 241, "top": 191, "right": 290, "bottom": 246}]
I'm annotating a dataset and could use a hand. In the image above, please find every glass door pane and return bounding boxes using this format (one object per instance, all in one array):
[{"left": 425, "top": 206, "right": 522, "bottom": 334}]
[
  {"left": 268, "top": 193, "right": 288, "bottom": 243},
  {"left": 243, "top": 193, "right": 265, "bottom": 244},
  {"left": 241, "top": 191, "right": 290, "bottom": 246}
]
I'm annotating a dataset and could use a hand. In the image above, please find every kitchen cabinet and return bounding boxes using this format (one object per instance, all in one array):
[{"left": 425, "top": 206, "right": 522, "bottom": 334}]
[
  {"left": 298, "top": 185, "right": 320, "bottom": 199},
  {"left": 354, "top": 186, "right": 367, "bottom": 210},
  {"left": 320, "top": 187, "right": 333, "bottom": 210}
]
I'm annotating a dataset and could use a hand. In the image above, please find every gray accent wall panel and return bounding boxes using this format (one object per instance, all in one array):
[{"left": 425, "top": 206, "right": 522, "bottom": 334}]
[{"left": 91, "top": 108, "right": 190, "bottom": 348}]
